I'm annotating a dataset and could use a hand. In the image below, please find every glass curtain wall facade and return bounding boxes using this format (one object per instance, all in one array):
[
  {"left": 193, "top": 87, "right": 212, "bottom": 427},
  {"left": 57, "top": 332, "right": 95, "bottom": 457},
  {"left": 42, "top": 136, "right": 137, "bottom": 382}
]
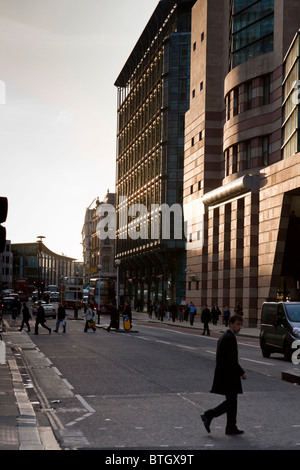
[
  {"left": 12, "top": 243, "right": 74, "bottom": 294},
  {"left": 115, "top": 1, "right": 194, "bottom": 309},
  {"left": 282, "top": 32, "right": 300, "bottom": 160},
  {"left": 229, "top": 0, "right": 274, "bottom": 69}
]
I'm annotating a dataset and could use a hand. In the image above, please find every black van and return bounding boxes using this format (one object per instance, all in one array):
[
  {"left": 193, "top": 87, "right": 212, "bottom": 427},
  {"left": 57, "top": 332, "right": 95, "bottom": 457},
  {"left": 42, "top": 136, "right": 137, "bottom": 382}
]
[{"left": 260, "top": 302, "right": 300, "bottom": 361}]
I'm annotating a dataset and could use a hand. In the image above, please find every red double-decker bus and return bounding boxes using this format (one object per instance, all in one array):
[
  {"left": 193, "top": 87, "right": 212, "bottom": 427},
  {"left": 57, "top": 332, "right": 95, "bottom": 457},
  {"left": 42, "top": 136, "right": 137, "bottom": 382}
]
[
  {"left": 14, "top": 278, "right": 29, "bottom": 301},
  {"left": 61, "top": 276, "right": 83, "bottom": 308}
]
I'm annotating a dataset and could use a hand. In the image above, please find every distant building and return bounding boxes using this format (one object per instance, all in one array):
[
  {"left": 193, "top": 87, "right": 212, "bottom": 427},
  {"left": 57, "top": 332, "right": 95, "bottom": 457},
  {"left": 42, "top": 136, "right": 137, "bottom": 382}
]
[
  {"left": 0, "top": 240, "right": 13, "bottom": 289},
  {"left": 11, "top": 242, "right": 74, "bottom": 294},
  {"left": 82, "top": 190, "right": 116, "bottom": 285}
]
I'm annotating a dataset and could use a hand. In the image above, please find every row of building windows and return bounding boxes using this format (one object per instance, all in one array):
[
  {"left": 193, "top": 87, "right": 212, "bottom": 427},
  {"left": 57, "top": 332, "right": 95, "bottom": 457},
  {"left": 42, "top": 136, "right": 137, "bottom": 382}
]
[
  {"left": 118, "top": 150, "right": 161, "bottom": 192},
  {"left": 224, "top": 135, "right": 270, "bottom": 176},
  {"left": 118, "top": 52, "right": 164, "bottom": 121},
  {"left": 226, "top": 73, "right": 271, "bottom": 121},
  {"left": 230, "top": 0, "right": 274, "bottom": 69},
  {"left": 118, "top": 116, "right": 162, "bottom": 165}
]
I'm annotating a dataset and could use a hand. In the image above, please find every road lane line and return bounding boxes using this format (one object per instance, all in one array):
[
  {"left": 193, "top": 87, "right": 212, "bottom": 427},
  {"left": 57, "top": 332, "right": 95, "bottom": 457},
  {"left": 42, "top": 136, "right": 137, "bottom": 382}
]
[
  {"left": 75, "top": 394, "right": 96, "bottom": 413},
  {"left": 240, "top": 357, "right": 274, "bottom": 366}
]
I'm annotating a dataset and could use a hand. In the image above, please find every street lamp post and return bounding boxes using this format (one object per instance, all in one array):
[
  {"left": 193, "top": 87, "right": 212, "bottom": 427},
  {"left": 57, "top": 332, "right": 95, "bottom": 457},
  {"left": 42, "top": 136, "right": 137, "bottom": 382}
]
[
  {"left": 97, "top": 264, "right": 102, "bottom": 324},
  {"left": 115, "top": 259, "right": 121, "bottom": 310}
]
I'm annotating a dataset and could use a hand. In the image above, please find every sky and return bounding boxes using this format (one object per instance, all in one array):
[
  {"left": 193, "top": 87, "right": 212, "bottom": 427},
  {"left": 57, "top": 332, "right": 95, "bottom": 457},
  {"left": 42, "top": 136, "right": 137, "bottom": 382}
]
[{"left": 0, "top": 0, "right": 158, "bottom": 261}]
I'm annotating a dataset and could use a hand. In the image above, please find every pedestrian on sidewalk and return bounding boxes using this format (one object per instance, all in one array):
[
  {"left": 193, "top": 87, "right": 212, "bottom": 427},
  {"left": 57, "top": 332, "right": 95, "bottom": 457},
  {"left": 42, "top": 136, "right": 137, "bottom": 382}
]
[
  {"left": 54, "top": 303, "right": 66, "bottom": 333},
  {"left": 159, "top": 303, "right": 164, "bottom": 321},
  {"left": 107, "top": 302, "right": 119, "bottom": 332},
  {"left": 19, "top": 302, "right": 31, "bottom": 332},
  {"left": 179, "top": 304, "right": 184, "bottom": 322},
  {"left": 201, "top": 314, "right": 247, "bottom": 435},
  {"left": 189, "top": 302, "right": 197, "bottom": 325},
  {"left": 223, "top": 306, "right": 230, "bottom": 327},
  {"left": 234, "top": 302, "right": 243, "bottom": 317},
  {"left": 170, "top": 303, "right": 177, "bottom": 322},
  {"left": 34, "top": 301, "right": 51, "bottom": 335},
  {"left": 201, "top": 305, "right": 211, "bottom": 335},
  {"left": 184, "top": 304, "right": 190, "bottom": 322},
  {"left": 82, "top": 303, "right": 96, "bottom": 332},
  {"left": 211, "top": 303, "right": 221, "bottom": 325},
  {"left": 148, "top": 302, "right": 153, "bottom": 318}
]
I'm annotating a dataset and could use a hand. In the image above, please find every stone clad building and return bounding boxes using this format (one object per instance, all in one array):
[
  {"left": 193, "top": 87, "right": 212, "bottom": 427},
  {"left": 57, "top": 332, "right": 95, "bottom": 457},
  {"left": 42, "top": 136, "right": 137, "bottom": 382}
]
[
  {"left": 82, "top": 191, "right": 116, "bottom": 286},
  {"left": 184, "top": 0, "right": 300, "bottom": 325}
]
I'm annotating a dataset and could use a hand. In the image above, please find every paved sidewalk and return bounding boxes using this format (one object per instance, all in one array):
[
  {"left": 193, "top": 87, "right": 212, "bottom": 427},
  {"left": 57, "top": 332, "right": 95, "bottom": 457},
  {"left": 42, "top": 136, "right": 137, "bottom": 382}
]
[
  {"left": 0, "top": 318, "right": 60, "bottom": 450},
  {"left": 130, "top": 309, "right": 261, "bottom": 338}
]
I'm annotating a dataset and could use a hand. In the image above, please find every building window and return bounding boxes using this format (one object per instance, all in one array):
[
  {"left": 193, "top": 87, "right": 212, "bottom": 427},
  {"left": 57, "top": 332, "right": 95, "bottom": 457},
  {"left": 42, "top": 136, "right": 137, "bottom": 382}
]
[
  {"left": 233, "top": 87, "right": 239, "bottom": 116},
  {"left": 201, "top": 32, "right": 205, "bottom": 42},
  {"left": 190, "top": 185, "right": 194, "bottom": 194},
  {"left": 246, "top": 140, "right": 251, "bottom": 169},
  {"left": 226, "top": 93, "right": 230, "bottom": 121},
  {"left": 199, "top": 130, "right": 203, "bottom": 141},
  {"left": 246, "top": 80, "right": 252, "bottom": 110},
  {"left": 193, "top": 42, "right": 196, "bottom": 51},
  {"left": 230, "top": 0, "right": 274, "bottom": 70},
  {"left": 191, "top": 136, "right": 194, "bottom": 146},
  {"left": 225, "top": 149, "right": 230, "bottom": 177},
  {"left": 200, "top": 81, "right": 204, "bottom": 91},
  {"left": 232, "top": 145, "right": 238, "bottom": 173},
  {"left": 263, "top": 74, "right": 271, "bottom": 105},
  {"left": 262, "top": 135, "right": 270, "bottom": 166},
  {"left": 192, "top": 89, "right": 195, "bottom": 98}
]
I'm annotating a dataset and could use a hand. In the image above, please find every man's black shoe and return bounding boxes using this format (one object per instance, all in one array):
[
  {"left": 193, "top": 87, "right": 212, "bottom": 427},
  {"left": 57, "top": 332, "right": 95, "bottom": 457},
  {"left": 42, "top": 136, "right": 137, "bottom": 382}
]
[
  {"left": 201, "top": 413, "right": 212, "bottom": 433},
  {"left": 225, "top": 428, "right": 244, "bottom": 435}
]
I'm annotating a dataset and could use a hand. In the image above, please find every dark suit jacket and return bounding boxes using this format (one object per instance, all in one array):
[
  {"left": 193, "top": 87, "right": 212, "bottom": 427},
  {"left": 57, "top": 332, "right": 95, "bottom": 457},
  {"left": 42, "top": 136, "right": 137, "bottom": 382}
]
[{"left": 210, "top": 329, "right": 245, "bottom": 396}]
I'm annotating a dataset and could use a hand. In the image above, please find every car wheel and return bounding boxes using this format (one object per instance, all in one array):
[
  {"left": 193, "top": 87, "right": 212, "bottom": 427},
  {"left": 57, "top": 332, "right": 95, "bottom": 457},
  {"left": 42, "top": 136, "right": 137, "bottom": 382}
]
[
  {"left": 283, "top": 342, "right": 292, "bottom": 362},
  {"left": 261, "top": 339, "right": 271, "bottom": 358}
]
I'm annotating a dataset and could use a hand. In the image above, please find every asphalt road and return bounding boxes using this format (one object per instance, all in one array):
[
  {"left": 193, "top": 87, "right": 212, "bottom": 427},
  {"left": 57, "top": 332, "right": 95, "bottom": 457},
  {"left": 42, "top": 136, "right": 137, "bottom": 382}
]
[{"left": 6, "top": 312, "right": 300, "bottom": 451}]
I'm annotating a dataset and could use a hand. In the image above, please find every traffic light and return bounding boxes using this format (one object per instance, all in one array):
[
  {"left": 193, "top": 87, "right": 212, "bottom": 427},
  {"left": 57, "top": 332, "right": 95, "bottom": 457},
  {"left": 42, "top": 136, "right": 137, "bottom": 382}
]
[{"left": 0, "top": 197, "right": 8, "bottom": 253}]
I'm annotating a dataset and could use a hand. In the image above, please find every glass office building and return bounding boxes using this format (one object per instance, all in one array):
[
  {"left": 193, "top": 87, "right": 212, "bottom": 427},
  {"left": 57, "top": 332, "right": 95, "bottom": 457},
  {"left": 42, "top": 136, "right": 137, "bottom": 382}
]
[
  {"left": 230, "top": 0, "right": 274, "bottom": 69},
  {"left": 115, "top": 0, "right": 195, "bottom": 308}
]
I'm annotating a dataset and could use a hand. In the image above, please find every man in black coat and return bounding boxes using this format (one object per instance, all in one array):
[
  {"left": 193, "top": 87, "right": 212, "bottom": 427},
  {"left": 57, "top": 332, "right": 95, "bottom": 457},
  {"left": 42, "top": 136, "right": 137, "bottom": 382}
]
[
  {"left": 34, "top": 301, "right": 51, "bottom": 335},
  {"left": 201, "top": 314, "right": 246, "bottom": 435}
]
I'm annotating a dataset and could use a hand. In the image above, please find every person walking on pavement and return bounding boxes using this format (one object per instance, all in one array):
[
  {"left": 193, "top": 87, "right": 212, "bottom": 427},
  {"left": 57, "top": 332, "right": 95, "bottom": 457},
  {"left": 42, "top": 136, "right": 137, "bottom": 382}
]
[
  {"left": 107, "top": 302, "right": 119, "bottom": 332},
  {"left": 12, "top": 298, "right": 19, "bottom": 321},
  {"left": 34, "top": 301, "right": 51, "bottom": 335},
  {"left": 201, "top": 314, "right": 247, "bottom": 435},
  {"left": 201, "top": 305, "right": 211, "bottom": 335},
  {"left": 54, "top": 303, "right": 66, "bottom": 333},
  {"left": 19, "top": 302, "right": 31, "bottom": 332},
  {"left": 189, "top": 302, "right": 197, "bottom": 325},
  {"left": 211, "top": 303, "right": 220, "bottom": 325},
  {"left": 223, "top": 306, "right": 230, "bottom": 327},
  {"left": 82, "top": 303, "right": 96, "bottom": 332},
  {"left": 170, "top": 303, "right": 177, "bottom": 322}
]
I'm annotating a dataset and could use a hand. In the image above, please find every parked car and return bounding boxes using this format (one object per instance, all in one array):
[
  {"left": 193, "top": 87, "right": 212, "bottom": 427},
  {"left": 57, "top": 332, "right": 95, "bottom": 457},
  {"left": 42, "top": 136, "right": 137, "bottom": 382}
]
[
  {"left": 260, "top": 301, "right": 300, "bottom": 361},
  {"left": 32, "top": 301, "right": 56, "bottom": 319}
]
